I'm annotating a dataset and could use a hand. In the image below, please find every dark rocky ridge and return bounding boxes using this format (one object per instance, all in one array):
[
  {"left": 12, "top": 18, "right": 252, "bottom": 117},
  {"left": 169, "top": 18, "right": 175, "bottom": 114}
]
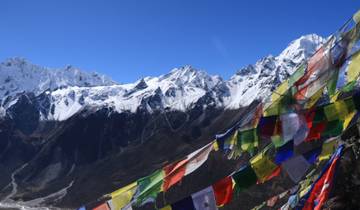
[
  {"left": 0, "top": 91, "right": 256, "bottom": 209},
  {"left": 1, "top": 90, "right": 360, "bottom": 210}
]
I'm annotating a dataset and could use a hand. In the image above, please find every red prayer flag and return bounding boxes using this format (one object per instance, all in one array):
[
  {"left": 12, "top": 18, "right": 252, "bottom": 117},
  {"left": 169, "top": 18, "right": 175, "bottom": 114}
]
[
  {"left": 257, "top": 166, "right": 281, "bottom": 184},
  {"left": 302, "top": 149, "right": 341, "bottom": 210},
  {"left": 305, "top": 110, "right": 327, "bottom": 142},
  {"left": 252, "top": 103, "right": 263, "bottom": 127},
  {"left": 296, "top": 46, "right": 330, "bottom": 89},
  {"left": 212, "top": 176, "right": 234, "bottom": 207},
  {"left": 163, "top": 159, "right": 188, "bottom": 191},
  {"left": 305, "top": 122, "right": 327, "bottom": 142},
  {"left": 93, "top": 203, "right": 110, "bottom": 210}
]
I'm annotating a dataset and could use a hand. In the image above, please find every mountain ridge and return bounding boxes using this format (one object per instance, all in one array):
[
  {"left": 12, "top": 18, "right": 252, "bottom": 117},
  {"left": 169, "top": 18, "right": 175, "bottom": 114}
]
[{"left": 0, "top": 34, "right": 325, "bottom": 121}]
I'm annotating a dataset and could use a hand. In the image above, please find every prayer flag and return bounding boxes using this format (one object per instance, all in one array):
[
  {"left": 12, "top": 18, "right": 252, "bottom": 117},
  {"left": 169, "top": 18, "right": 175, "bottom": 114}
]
[
  {"left": 294, "top": 115, "right": 310, "bottom": 146},
  {"left": 305, "top": 121, "right": 327, "bottom": 142},
  {"left": 289, "top": 64, "right": 306, "bottom": 86},
  {"left": 301, "top": 146, "right": 343, "bottom": 210},
  {"left": 171, "top": 196, "right": 195, "bottom": 210},
  {"left": 282, "top": 155, "right": 310, "bottom": 183},
  {"left": 318, "top": 138, "right": 337, "bottom": 162},
  {"left": 326, "top": 68, "right": 339, "bottom": 96},
  {"left": 185, "top": 143, "right": 213, "bottom": 176},
  {"left": 136, "top": 169, "right": 164, "bottom": 206},
  {"left": 250, "top": 152, "right": 278, "bottom": 183},
  {"left": 347, "top": 51, "right": 360, "bottom": 82},
  {"left": 303, "top": 147, "right": 321, "bottom": 164},
  {"left": 295, "top": 40, "right": 333, "bottom": 90},
  {"left": 212, "top": 176, "right": 234, "bottom": 207},
  {"left": 343, "top": 109, "right": 356, "bottom": 130},
  {"left": 232, "top": 165, "right": 258, "bottom": 193},
  {"left": 239, "top": 128, "right": 258, "bottom": 154},
  {"left": 271, "top": 81, "right": 289, "bottom": 103},
  {"left": 258, "top": 116, "right": 277, "bottom": 139},
  {"left": 251, "top": 103, "right": 263, "bottom": 128},
  {"left": 191, "top": 186, "right": 217, "bottom": 210},
  {"left": 281, "top": 113, "right": 301, "bottom": 142},
  {"left": 275, "top": 140, "right": 294, "bottom": 165},
  {"left": 324, "top": 100, "right": 349, "bottom": 121},
  {"left": 160, "top": 205, "right": 172, "bottom": 210},
  {"left": 304, "top": 87, "right": 324, "bottom": 109},
  {"left": 93, "top": 203, "right": 110, "bottom": 210},
  {"left": 110, "top": 182, "right": 137, "bottom": 210},
  {"left": 271, "top": 135, "right": 284, "bottom": 148},
  {"left": 163, "top": 159, "right": 188, "bottom": 191},
  {"left": 321, "top": 120, "right": 343, "bottom": 138},
  {"left": 267, "top": 195, "right": 279, "bottom": 207},
  {"left": 258, "top": 166, "right": 281, "bottom": 184}
]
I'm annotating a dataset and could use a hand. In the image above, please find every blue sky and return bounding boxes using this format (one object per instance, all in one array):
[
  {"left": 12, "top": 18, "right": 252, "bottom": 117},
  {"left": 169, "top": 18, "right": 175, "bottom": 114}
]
[{"left": 0, "top": 0, "right": 359, "bottom": 83}]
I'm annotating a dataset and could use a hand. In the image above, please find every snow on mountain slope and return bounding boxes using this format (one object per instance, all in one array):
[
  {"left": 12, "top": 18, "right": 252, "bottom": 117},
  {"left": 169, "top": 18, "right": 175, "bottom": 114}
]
[
  {"left": 225, "top": 34, "right": 326, "bottom": 108},
  {"left": 0, "top": 34, "right": 325, "bottom": 121},
  {"left": 0, "top": 57, "right": 116, "bottom": 98},
  {"left": 46, "top": 66, "right": 223, "bottom": 120}
]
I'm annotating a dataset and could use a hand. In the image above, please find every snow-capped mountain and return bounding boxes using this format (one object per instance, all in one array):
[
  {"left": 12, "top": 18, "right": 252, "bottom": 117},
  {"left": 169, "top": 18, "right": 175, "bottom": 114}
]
[
  {"left": 0, "top": 34, "right": 325, "bottom": 121},
  {"left": 225, "top": 34, "right": 326, "bottom": 107},
  {"left": 0, "top": 33, "right": 330, "bottom": 209},
  {"left": 0, "top": 57, "right": 116, "bottom": 97}
]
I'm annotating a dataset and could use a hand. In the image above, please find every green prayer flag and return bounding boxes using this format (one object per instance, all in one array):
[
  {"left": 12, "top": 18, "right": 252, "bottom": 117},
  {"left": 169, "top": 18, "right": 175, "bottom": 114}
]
[
  {"left": 232, "top": 165, "right": 258, "bottom": 193},
  {"left": 322, "top": 120, "right": 343, "bottom": 138},
  {"left": 289, "top": 64, "right": 305, "bottom": 86},
  {"left": 341, "top": 81, "right": 357, "bottom": 92},
  {"left": 326, "top": 68, "right": 339, "bottom": 96},
  {"left": 271, "top": 135, "right": 285, "bottom": 148},
  {"left": 239, "top": 128, "right": 258, "bottom": 154},
  {"left": 136, "top": 169, "right": 164, "bottom": 206},
  {"left": 264, "top": 91, "right": 294, "bottom": 116},
  {"left": 313, "top": 108, "right": 326, "bottom": 123},
  {"left": 344, "top": 98, "right": 356, "bottom": 113}
]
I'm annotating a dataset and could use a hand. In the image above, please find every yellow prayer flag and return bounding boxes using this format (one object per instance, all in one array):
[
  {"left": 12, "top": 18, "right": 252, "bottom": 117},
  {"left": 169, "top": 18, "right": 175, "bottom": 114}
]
[
  {"left": 271, "top": 81, "right": 289, "bottom": 102},
  {"left": 318, "top": 138, "right": 337, "bottom": 162},
  {"left": 324, "top": 103, "right": 338, "bottom": 121},
  {"left": 263, "top": 100, "right": 280, "bottom": 117},
  {"left": 250, "top": 152, "right": 278, "bottom": 183},
  {"left": 304, "top": 87, "right": 324, "bottom": 109},
  {"left": 330, "top": 91, "right": 340, "bottom": 103},
  {"left": 110, "top": 182, "right": 137, "bottom": 210},
  {"left": 343, "top": 111, "right": 356, "bottom": 130},
  {"left": 299, "top": 185, "right": 312, "bottom": 198},
  {"left": 354, "top": 9, "right": 360, "bottom": 23},
  {"left": 213, "top": 141, "right": 219, "bottom": 151},
  {"left": 229, "top": 130, "right": 239, "bottom": 149},
  {"left": 160, "top": 205, "right": 172, "bottom": 210},
  {"left": 324, "top": 100, "right": 349, "bottom": 121},
  {"left": 335, "top": 100, "right": 349, "bottom": 120},
  {"left": 348, "top": 51, "right": 360, "bottom": 82}
]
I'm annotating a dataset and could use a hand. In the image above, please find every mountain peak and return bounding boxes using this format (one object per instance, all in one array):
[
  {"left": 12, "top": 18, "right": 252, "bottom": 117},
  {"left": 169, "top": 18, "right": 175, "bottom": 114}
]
[
  {"left": 0, "top": 33, "right": 325, "bottom": 121},
  {"left": 134, "top": 78, "right": 148, "bottom": 90},
  {"left": 1, "top": 57, "right": 29, "bottom": 67},
  {"left": 277, "top": 33, "right": 325, "bottom": 63},
  {"left": 0, "top": 58, "right": 117, "bottom": 100}
]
